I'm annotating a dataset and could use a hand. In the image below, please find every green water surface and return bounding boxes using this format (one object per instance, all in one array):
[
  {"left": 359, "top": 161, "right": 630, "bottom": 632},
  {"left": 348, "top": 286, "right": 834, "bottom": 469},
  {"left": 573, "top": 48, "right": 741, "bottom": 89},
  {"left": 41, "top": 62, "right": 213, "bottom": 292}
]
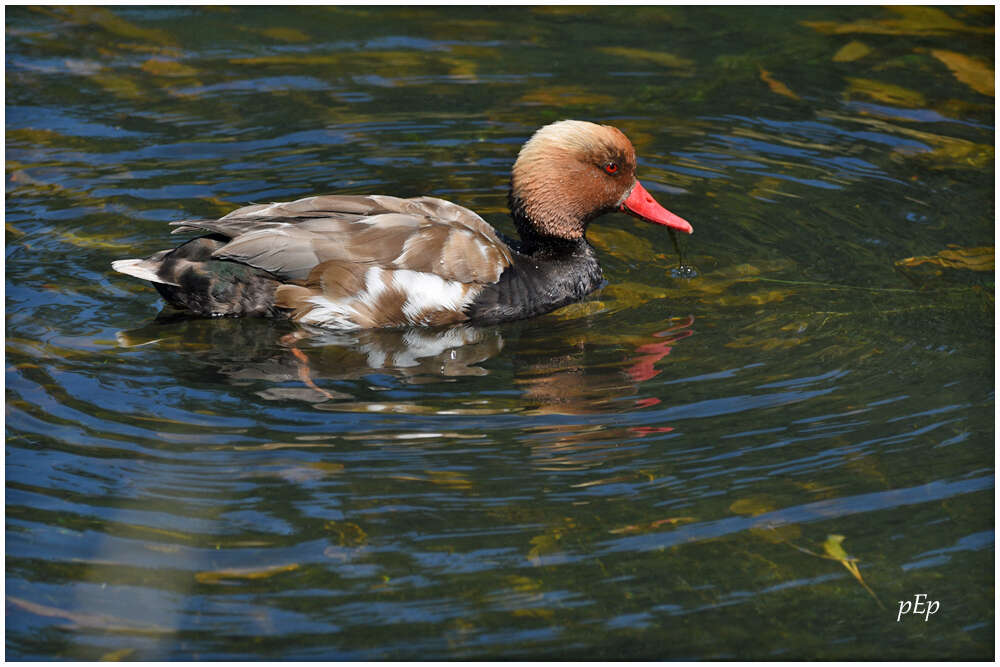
[{"left": 5, "top": 6, "right": 995, "bottom": 660}]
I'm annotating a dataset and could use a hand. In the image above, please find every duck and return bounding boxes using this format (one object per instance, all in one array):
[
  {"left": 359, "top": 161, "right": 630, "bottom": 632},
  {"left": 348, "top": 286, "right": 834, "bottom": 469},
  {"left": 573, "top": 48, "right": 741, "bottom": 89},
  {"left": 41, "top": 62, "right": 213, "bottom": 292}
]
[{"left": 112, "top": 120, "right": 693, "bottom": 329}]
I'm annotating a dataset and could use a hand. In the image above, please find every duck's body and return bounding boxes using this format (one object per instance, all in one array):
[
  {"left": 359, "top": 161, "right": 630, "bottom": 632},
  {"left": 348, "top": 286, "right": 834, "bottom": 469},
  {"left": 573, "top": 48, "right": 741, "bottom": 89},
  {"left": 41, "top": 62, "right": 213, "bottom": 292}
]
[{"left": 113, "top": 120, "right": 692, "bottom": 329}]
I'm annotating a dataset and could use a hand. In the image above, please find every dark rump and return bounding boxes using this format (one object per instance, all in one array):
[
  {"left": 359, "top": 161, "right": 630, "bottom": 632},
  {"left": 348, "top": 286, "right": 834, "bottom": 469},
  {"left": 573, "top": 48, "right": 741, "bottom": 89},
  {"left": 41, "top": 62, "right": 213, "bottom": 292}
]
[{"left": 151, "top": 236, "right": 286, "bottom": 318}]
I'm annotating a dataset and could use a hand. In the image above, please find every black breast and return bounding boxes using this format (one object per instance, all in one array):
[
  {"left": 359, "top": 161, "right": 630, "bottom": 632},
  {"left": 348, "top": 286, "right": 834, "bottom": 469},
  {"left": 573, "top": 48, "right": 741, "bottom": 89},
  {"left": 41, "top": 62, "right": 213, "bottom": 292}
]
[{"left": 465, "top": 238, "right": 603, "bottom": 325}]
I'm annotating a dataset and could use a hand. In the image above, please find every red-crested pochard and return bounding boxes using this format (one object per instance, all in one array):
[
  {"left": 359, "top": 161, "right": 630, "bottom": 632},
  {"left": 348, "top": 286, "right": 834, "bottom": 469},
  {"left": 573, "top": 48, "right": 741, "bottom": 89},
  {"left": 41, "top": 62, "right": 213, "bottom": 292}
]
[{"left": 113, "top": 120, "right": 693, "bottom": 329}]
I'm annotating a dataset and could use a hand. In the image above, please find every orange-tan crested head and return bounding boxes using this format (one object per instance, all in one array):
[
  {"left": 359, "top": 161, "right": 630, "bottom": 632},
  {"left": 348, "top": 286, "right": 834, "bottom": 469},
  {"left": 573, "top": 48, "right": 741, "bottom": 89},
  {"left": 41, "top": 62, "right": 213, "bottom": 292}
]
[{"left": 510, "top": 119, "right": 693, "bottom": 240}]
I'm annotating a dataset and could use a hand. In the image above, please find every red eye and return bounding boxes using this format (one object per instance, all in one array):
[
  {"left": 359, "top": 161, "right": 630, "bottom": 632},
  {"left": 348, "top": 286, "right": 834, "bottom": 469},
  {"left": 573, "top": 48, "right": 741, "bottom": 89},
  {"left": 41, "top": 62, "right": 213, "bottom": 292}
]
[{"left": 604, "top": 162, "right": 619, "bottom": 174}]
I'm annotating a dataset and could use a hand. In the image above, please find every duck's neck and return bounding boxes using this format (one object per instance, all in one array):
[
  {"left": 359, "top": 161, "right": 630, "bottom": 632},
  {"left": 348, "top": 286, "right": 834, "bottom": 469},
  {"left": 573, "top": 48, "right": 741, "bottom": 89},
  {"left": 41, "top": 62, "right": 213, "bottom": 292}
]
[
  {"left": 508, "top": 196, "right": 586, "bottom": 256},
  {"left": 464, "top": 208, "right": 603, "bottom": 325}
]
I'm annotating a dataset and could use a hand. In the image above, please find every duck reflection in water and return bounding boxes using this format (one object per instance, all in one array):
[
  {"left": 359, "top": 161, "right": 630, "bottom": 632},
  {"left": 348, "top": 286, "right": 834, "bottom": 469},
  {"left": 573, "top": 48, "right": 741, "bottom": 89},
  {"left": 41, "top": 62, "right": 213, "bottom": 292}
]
[
  {"left": 119, "top": 311, "right": 695, "bottom": 471},
  {"left": 117, "top": 315, "right": 504, "bottom": 393},
  {"left": 117, "top": 311, "right": 695, "bottom": 413}
]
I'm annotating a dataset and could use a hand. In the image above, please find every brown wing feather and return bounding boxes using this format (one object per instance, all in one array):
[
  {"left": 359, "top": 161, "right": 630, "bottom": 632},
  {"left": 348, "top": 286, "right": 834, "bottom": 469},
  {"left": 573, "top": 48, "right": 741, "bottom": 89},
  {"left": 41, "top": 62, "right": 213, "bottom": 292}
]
[{"left": 188, "top": 194, "right": 511, "bottom": 285}]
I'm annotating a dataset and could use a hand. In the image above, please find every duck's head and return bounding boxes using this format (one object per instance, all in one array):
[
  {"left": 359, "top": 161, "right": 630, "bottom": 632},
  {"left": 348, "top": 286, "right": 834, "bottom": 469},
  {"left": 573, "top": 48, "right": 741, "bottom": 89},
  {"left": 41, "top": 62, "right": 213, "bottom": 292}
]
[{"left": 509, "top": 119, "right": 693, "bottom": 242}]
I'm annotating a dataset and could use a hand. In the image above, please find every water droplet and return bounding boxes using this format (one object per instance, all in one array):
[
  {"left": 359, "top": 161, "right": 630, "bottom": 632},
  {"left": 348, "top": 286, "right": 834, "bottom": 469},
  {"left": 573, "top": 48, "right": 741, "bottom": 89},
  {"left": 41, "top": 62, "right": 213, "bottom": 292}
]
[{"left": 671, "top": 265, "right": 698, "bottom": 279}]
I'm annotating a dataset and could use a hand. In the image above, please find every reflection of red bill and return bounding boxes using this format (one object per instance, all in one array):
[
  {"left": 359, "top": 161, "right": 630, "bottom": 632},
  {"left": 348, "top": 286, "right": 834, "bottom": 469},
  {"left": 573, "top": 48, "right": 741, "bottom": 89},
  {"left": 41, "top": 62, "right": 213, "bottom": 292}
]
[
  {"left": 627, "top": 316, "right": 696, "bottom": 407},
  {"left": 627, "top": 341, "right": 677, "bottom": 382},
  {"left": 627, "top": 322, "right": 697, "bottom": 382}
]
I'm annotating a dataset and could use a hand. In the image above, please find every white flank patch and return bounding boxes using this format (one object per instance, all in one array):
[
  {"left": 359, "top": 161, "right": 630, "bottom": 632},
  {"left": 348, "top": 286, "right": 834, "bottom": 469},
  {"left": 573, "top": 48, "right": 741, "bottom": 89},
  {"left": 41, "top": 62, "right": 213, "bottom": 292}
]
[
  {"left": 298, "top": 295, "right": 363, "bottom": 330},
  {"left": 346, "top": 266, "right": 391, "bottom": 325},
  {"left": 362, "top": 266, "right": 387, "bottom": 302},
  {"left": 392, "top": 270, "right": 473, "bottom": 322},
  {"left": 297, "top": 267, "right": 478, "bottom": 329}
]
